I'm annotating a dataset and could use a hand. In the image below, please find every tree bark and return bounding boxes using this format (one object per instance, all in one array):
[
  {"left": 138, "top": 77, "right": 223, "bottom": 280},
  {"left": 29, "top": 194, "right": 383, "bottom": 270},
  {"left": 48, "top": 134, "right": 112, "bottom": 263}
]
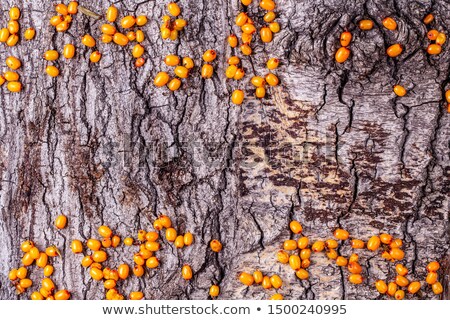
[{"left": 0, "top": 0, "right": 449, "bottom": 300}]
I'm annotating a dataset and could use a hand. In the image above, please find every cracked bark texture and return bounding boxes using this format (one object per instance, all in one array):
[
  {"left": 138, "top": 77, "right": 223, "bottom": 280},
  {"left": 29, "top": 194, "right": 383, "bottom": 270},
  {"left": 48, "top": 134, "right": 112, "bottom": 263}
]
[{"left": 0, "top": 0, "right": 449, "bottom": 300}]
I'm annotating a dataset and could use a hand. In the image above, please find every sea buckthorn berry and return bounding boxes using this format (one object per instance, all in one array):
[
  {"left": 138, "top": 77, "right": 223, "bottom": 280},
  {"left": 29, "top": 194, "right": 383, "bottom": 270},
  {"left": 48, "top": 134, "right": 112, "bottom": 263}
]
[
  {"left": 395, "top": 275, "right": 409, "bottom": 287},
  {"left": 277, "top": 250, "right": 289, "bottom": 263},
  {"left": 426, "top": 272, "right": 437, "bottom": 285},
  {"left": 87, "top": 239, "right": 101, "bottom": 251},
  {"left": 423, "top": 13, "right": 434, "bottom": 24},
  {"left": 302, "top": 259, "right": 311, "bottom": 268},
  {"left": 174, "top": 19, "right": 187, "bottom": 30},
  {"left": 436, "top": 32, "right": 446, "bottom": 45},
  {"left": 242, "top": 0, "right": 252, "bottom": 5},
  {"left": 101, "top": 24, "right": 116, "bottom": 36},
  {"left": 203, "top": 50, "right": 217, "bottom": 62},
  {"left": 359, "top": 19, "right": 373, "bottom": 30},
  {"left": 6, "top": 56, "right": 21, "bottom": 70},
  {"left": 81, "top": 256, "right": 93, "bottom": 267},
  {"left": 4, "top": 71, "right": 19, "bottom": 81},
  {"left": 283, "top": 239, "right": 297, "bottom": 251},
  {"left": 44, "top": 265, "right": 54, "bottom": 277},
  {"left": 391, "top": 238, "right": 403, "bottom": 248},
  {"left": 427, "top": 29, "right": 439, "bottom": 40},
  {"left": 146, "top": 256, "right": 159, "bottom": 269},
  {"left": 231, "top": 89, "right": 245, "bottom": 105},
  {"left": 234, "top": 68, "right": 245, "bottom": 80},
  {"left": 289, "top": 255, "right": 301, "bottom": 270},
  {"left": 228, "top": 34, "right": 238, "bottom": 48},
  {"left": 382, "top": 17, "right": 397, "bottom": 30},
  {"left": 349, "top": 274, "right": 363, "bottom": 284},
  {"left": 123, "top": 237, "right": 134, "bottom": 246},
  {"left": 143, "top": 231, "right": 157, "bottom": 242},
  {"left": 50, "top": 16, "right": 64, "bottom": 27},
  {"left": 270, "top": 293, "right": 283, "bottom": 300},
  {"left": 110, "top": 235, "right": 120, "bottom": 248},
  {"left": 327, "top": 249, "right": 338, "bottom": 260},
  {"left": 133, "top": 254, "right": 145, "bottom": 266},
  {"left": 55, "top": 4, "right": 68, "bottom": 15},
  {"left": 93, "top": 250, "right": 107, "bottom": 263},
  {"left": 132, "top": 44, "right": 145, "bottom": 58},
  {"left": 16, "top": 267, "right": 27, "bottom": 279},
  {"left": 395, "top": 264, "right": 408, "bottom": 276},
  {"left": 209, "top": 285, "right": 220, "bottom": 297},
  {"left": 432, "top": 282, "right": 443, "bottom": 295},
  {"left": 106, "top": 5, "right": 118, "bottom": 22},
  {"left": 54, "top": 290, "right": 70, "bottom": 300},
  {"left": 133, "top": 265, "right": 144, "bottom": 277},
  {"left": 241, "top": 23, "right": 256, "bottom": 35},
  {"left": 265, "top": 73, "right": 279, "bottom": 86},
  {"left": 336, "top": 256, "right": 348, "bottom": 266},
  {"left": 349, "top": 254, "right": 359, "bottom": 262},
  {"left": 46, "top": 246, "right": 59, "bottom": 257},
  {"left": 183, "top": 232, "right": 194, "bottom": 246},
  {"left": 54, "top": 214, "right": 67, "bottom": 229},
  {"left": 21, "top": 240, "right": 34, "bottom": 253},
  {"left": 262, "top": 276, "right": 272, "bottom": 289},
  {"left": 351, "top": 239, "right": 364, "bottom": 249},
  {"left": 241, "top": 33, "right": 253, "bottom": 44},
  {"left": 174, "top": 66, "right": 189, "bottom": 79},
  {"left": 168, "top": 2, "right": 181, "bottom": 16},
  {"left": 164, "top": 55, "right": 180, "bottom": 67},
  {"left": 62, "top": 44, "right": 75, "bottom": 59},
  {"left": 239, "top": 272, "right": 254, "bottom": 286},
  {"left": 90, "top": 267, "right": 103, "bottom": 281},
  {"left": 117, "top": 264, "right": 129, "bottom": 280},
  {"left": 312, "top": 240, "right": 325, "bottom": 252},
  {"left": 395, "top": 290, "right": 405, "bottom": 300},
  {"left": 390, "top": 248, "right": 405, "bottom": 260},
  {"left": 339, "top": 31, "right": 352, "bottom": 47},
  {"left": 300, "top": 248, "right": 312, "bottom": 260},
  {"left": 82, "top": 34, "right": 96, "bottom": 47},
  {"left": 375, "top": 280, "right": 388, "bottom": 294},
  {"left": 367, "top": 235, "right": 381, "bottom": 251},
  {"left": 270, "top": 275, "right": 282, "bottom": 289},
  {"left": 182, "top": 265, "right": 193, "bottom": 280},
  {"left": 295, "top": 268, "right": 309, "bottom": 280},
  {"left": 169, "top": 29, "right": 178, "bottom": 40},
  {"left": 56, "top": 21, "right": 69, "bottom": 32},
  {"left": 240, "top": 44, "right": 252, "bottom": 55},
  {"left": 0, "top": 28, "right": 10, "bottom": 42},
  {"left": 136, "top": 30, "right": 145, "bottom": 43},
  {"left": 260, "top": 0, "right": 276, "bottom": 11},
  {"left": 427, "top": 261, "right": 440, "bottom": 272},
  {"left": 253, "top": 270, "right": 263, "bottom": 284},
  {"left": 251, "top": 76, "right": 265, "bottom": 87},
  {"left": 36, "top": 252, "right": 48, "bottom": 268},
  {"left": 201, "top": 64, "right": 214, "bottom": 78},
  {"left": 266, "top": 58, "right": 280, "bottom": 70},
  {"left": 174, "top": 235, "right": 185, "bottom": 248},
  {"left": 20, "top": 278, "right": 32, "bottom": 289},
  {"left": 68, "top": 1, "right": 78, "bottom": 14},
  {"left": 264, "top": 11, "right": 276, "bottom": 23},
  {"left": 40, "top": 288, "right": 51, "bottom": 298},
  {"left": 334, "top": 228, "right": 350, "bottom": 241},
  {"left": 136, "top": 15, "right": 148, "bottom": 26},
  {"left": 161, "top": 27, "right": 171, "bottom": 39},
  {"left": 10, "top": 7, "right": 21, "bottom": 20},
  {"left": 137, "top": 230, "right": 147, "bottom": 241},
  {"left": 9, "top": 269, "right": 18, "bottom": 281},
  {"left": 288, "top": 220, "right": 302, "bottom": 234},
  {"left": 121, "top": 16, "right": 136, "bottom": 29},
  {"left": 235, "top": 12, "right": 248, "bottom": 26},
  {"left": 154, "top": 72, "right": 170, "bottom": 87},
  {"left": 8, "top": 21, "right": 20, "bottom": 34},
  {"left": 393, "top": 85, "right": 407, "bottom": 97},
  {"left": 228, "top": 56, "right": 240, "bottom": 65},
  {"left": 260, "top": 27, "right": 273, "bottom": 42},
  {"left": 348, "top": 262, "right": 362, "bottom": 274},
  {"left": 387, "top": 282, "right": 397, "bottom": 296},
  {"left": 113, "top": 33, "right": 129, "bottom": 46},
  {"left": 7, "top": 81, "right": 22, "bottom": 92},
  {"left": 165, "top": 227, "right": 178, "bottom": 241},
  {"left": 31, "top": 292, "right": 44, "bottom": 300},
  {"left": 90, "top": 51, "right": 102, "bottom": 63},
  {"left": 408, "top": 281, "right": 421, "bottom": 294},
  {"left": 386, "top": 43, "right": 403, "bottom": 57},
  {"left": 326, "top": 239, "right": 339, "bottom": 249},
  {"left": 7, "top": 34, "right": 19, "bottom": 46},
  {"left": 127, "top": 31, "right": 136, "bottom": 41},
  {"left": 130, "top": 291, "right": 144, "bottom": 300},
  {"left": 269, "top": 22, "right": 280, "bottom": 33},
  {"left": 41, "top": 278, "right": 55, "bottom": 292},
  {"left": 30, "top": 247, "right": 40, "bottom": 259},
  {"left": 256, "top": 87, "right": 266, "bottom": 98},
  {"left": 24, "top": 28, "right": 36, "bottom": 40},
  {"left": 145, "top": 241, "right": 160, "bottom": 252},
  {"left": 210, "top": 239, "right": 223, "bottom": 252},
  {"left": 335, "top": 47, "right": 350, "bottom": 63}
]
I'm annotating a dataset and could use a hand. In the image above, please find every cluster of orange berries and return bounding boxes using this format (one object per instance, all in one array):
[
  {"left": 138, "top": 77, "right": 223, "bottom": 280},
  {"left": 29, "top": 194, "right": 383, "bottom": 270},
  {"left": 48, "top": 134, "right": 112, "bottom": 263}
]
[
  {"left": 265, "top": 220, "right": 444, "bottom": 300},
  {"left": 160, "top": 2, "right": 187, "bottom": 40},
  {"left": 153, "top": 54, "right": 197, "bottom": 90},
  {"left": 8, "top": 215, "right": 70, "bottom": 300},
  {"left": 43, "top": 45, "right": 76, "bottom": 77},
  {"left": 239, "top": 270, "right": 284, "bottom": 300},
  {"left": 0, "top": 7, "right": 35, "bottom": 47},
  {"left": 1, "top": 56, "right": 22, "bottom": 92},
  {"left": 49, "top": 2, "right": 79, "bottom": 33},
  {"left": 423, "top": 14, "right": 446, "bottom": 55}
]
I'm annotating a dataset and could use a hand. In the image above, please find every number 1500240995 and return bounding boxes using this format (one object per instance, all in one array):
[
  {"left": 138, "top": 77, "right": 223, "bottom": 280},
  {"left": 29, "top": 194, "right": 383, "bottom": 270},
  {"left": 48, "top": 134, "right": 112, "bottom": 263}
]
[{"left": 268, "top": 304, "right": 347, "bottom": 315}]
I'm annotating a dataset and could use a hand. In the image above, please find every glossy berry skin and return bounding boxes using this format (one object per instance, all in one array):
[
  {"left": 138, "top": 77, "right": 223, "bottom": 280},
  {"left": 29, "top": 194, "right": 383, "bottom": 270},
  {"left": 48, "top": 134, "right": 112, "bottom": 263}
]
[
  {"left": 0, "top": 28, "right": 10, "bottom": 42},
  {"left": 113, "top": 33, "right": 129, "bottom": 46},
  {"left": 24, "top": 28, "right": 36, "bottom": 40},
  {"left": 235, "top": 13, "right": 248, "bottom": 26},
  {"left": 351, "top": 239, "right": 364, "bottom": 249},
  {"left": 395, "top": 264, "right": 408, "bottom": 276},
  {"left": 395, "top": 290, "right": 405, "bottom": 300},
  {"left": 203, "top": 50, "right": 217, "bottom": 62},
  {"left": 82, "top": 34, "right": 96, "bottom": 48},
  {"left": 427, "top": 261, "right": 440, "bottom": 272},
  {"left": 265, "top": 73, "right": 279, "bottom": 86},
  {"left": 209, "top": 285, "right": 220, "bottom": 297},
  {"left": 386, "top": 44, "right": 403, "bottom": 57},
  {"left": 81, "top": 256, "right": 93, "bottom": 267},
  {"left": 7, "top": 34, "right": 19, "bottom": 46},
  {"left": 251, "top": 76, "right": 265, "bottom": 87},
  {"left": 427, "top": 29, "right": 439, "bottom": 41},
  {"left": 432, "top": 282, "right": 443, "bottom": 295},
  {"left": 270, "top": 275, "right": 283, "bottom": 289},
  {"left": 262, "top": 276, "right": 272, "bottom": 289},
  {"left": 340, "top": 31, "right": 352, "bottom": 47},
  {"left": 239, "top": 272, "right": 254, "bottom": 286},
  {"left": 367, "top": 235, "right": 381, "bottom": 251},
  {"left": 348, "top": 274, "right": 363, "bottom": 284},
  {"left": 335, "top": 47, "right": 350, "bottom": 63},
  {"left": 201, "top": 64, "right": 214, "bottom": 79},
  {"left": 326, "top": 239, "right": 339, "bottom": 249},
  {"left": 375, "top": 280, "right": 388, "bottom": 294},
  {"left": 168, "top": 78, "right": 182, "bottom": 92},
  {"left": 336, "top": 256, "right": 348, "bottom": 266},
  {"left": 266, "top": 58, "right": 279, "bottom": 70},
  {"left": 423, "top": 13, "right": 434, "bottom": 25},
  {"left": 436, "top": 33, "right": 446, "bottom": 45},
  {"left": 228, "top": 34, "right": 238, "bottom": 48},
  {"left": 168, "top": 2, "right": 181, "bottom": 16},
  {"left": 312, "top": 240, "right": 325, "bottom": 252},
  {"left": 390, "top": 248, "right": 405, "bottom": 260},
  {"left": 210, "top": 239, "right": 223, "bottom": 252},
  {"left": 408, "top": 281, "right": 421, "bottom": 294},
  {"left": 289, "top": 255, "right": 301, "bottom": 270},
  {"left": 6, "top": 56, "right": 21, "bottom": 70},
  {"left": 260, "top": 0, "right": 276, "bottom": 11},
  {"left": 395, "top": 275, "right": 409, "bottom": 287},
  {"left": 264, "top": 11, "right": 276, "bottom": 23},
  {"left": 63, "top": 44, "right": 75, "bottom": 59},
  {"left": 87, "top": 239, "right": 101, "bottom": 251},
  {"left": 226, "top": 65, "right": 238, "bottom": 78},
  {"left": 359, "top": 20, "right": 373, "bottom": 30},
  {"left": 165, "top": 55, "right": 180, "bottom": 66},
  {"left": 382, "top": 17, "right": 397, "bottom": 30},
  {"left": 426, "top": 272, "right": 438, "bottom": 285},
  {"left": 334, "top": 228, "right": 349, "bottom": 240},
  {"left": 132, "top": 44, "right": 145, "bottom": 58},
  {"left": 283, "top": 239, "right": 297, "bottom": 251},
  {"left": 182, "top": 265, "right": 193, "bottom": 280},
  {"left": 240, "top": 44, "right": 252, "bottom": 55},
  {"left": 183, "top": 232, "right": 194, "bottom": 245},
  {"left": 90, "top": 51, "right": 102, "bottom": 63},
  {"left": 295, "top": 268, "right": 309, "bottom": 280},
  {"left": 55, "top": 290, "right": 71, "bottom": 300},
  {"left": 121, "top": 16, "right": 136, "bottom": 29},
  {"left": 174, "top": 66, "right": 189, "bottom": 79},
  {"left": 8, "top": 21, "right": 20, "bottom": 34},
  {"left": 154, "top": 72, "right": 170, "bottom": 87},
  {"left": 253, "top": 270, "right": 263, "bottom": 284},
  {"left": 68, "top": 2, "right": 78, "bottom": 14}
]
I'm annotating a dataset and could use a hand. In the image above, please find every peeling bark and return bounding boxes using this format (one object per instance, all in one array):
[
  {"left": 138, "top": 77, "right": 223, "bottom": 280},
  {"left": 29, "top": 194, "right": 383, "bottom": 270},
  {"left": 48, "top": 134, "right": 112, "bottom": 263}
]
[{"left": 0, "top": 0, "right": 449, "bottom": 300}]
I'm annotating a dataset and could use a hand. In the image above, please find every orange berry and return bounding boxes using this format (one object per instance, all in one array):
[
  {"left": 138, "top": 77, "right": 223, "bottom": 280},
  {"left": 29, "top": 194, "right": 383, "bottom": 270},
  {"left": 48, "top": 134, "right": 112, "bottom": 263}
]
[
  {"left": 335, "top": 47, "right": 350, "bottom": 63},
  {"left": 340, "top": 31, "right": 352, "bottom": 47},
  {"left": 382, "top": 17, "right": 397, "bottom": 30},
  {"left": 386, "top": 44, "right": 403, "bottom": 57}
]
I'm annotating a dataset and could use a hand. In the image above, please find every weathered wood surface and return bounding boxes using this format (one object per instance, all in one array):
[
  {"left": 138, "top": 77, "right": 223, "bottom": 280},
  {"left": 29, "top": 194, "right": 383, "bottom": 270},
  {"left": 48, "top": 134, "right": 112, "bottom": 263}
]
[{"left": 0, "top": 0, "right": 449, "bottom": 300}]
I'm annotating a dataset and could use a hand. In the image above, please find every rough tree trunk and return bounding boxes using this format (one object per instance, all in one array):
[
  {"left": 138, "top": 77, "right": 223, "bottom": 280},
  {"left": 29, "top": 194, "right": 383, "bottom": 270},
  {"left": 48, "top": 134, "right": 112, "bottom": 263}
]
[{"left": 0, "top": 0, "right": 449, "bottom": 300}]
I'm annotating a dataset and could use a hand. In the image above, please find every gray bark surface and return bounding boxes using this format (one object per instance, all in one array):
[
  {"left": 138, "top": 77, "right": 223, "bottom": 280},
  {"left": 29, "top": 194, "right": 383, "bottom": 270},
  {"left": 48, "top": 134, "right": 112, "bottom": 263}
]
[{"left": 0, "top": 0, "right": 449, "bottom": 300}]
